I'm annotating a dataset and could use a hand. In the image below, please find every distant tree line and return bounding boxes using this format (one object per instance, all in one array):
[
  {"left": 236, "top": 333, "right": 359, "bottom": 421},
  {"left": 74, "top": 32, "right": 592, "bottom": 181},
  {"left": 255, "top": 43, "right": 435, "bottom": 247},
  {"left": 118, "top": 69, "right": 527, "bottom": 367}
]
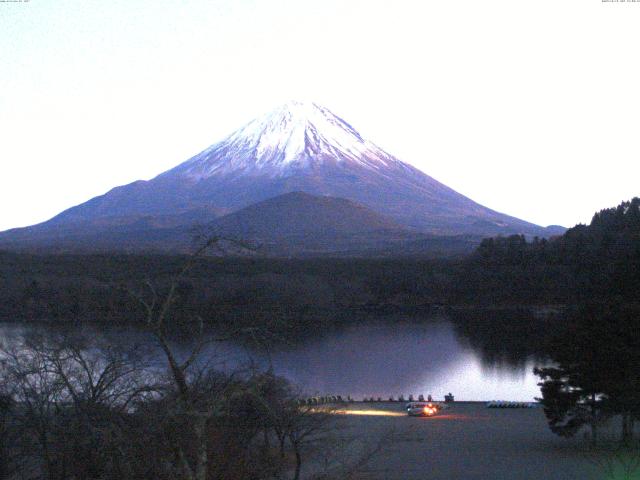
[
  {"left": 2, "top": 198, "right": 638, "bottom": 328},
  {"left": 0, "top": 254, "right": 456, "bottom": 338},
  {"left": 454, "top": 197, "right": 640, "bottom": 305}
]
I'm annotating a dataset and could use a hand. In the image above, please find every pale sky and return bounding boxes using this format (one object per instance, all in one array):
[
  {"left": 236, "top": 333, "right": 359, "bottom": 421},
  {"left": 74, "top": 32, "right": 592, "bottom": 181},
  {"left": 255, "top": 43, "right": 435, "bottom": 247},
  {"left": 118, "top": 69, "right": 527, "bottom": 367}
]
[{"left": 1, "top": 0, "right": 639, "bottom": 232}]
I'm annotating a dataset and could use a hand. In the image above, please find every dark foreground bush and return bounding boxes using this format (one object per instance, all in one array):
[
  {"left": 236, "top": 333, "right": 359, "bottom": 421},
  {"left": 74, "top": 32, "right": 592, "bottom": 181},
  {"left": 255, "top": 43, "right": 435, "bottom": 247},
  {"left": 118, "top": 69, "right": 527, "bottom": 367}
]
[{"left": 0, "top": 332, "right": 339, "bottom": 480}]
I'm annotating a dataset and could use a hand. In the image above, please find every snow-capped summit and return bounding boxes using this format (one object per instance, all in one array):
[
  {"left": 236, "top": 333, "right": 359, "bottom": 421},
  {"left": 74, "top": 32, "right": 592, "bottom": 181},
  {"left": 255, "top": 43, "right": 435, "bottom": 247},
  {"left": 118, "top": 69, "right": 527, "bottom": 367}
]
[{"left": 170, "top": 101, "right": 400, "bottom": 179}]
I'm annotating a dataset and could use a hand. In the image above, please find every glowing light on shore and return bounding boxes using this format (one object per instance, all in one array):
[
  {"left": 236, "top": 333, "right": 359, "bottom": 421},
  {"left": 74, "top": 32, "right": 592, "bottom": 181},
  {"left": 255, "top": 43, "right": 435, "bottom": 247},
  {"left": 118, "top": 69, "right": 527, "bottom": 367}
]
[{"left": 331, "top": 409, "right": 406, "bottom": 417}]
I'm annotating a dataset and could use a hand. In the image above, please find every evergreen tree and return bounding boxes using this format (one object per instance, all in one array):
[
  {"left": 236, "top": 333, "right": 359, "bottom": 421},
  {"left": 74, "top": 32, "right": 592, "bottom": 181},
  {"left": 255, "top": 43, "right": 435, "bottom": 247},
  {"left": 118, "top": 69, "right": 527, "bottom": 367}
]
[{"left": 536, "top": 302, "right": 640, "bottom": 444}]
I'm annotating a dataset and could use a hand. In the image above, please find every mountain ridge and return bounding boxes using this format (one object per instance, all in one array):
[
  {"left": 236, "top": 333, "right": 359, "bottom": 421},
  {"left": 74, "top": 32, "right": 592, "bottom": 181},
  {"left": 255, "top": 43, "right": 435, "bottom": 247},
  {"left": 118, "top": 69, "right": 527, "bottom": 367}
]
[{"left": 200, "top": 191, "right": 483, "bottom": 257}]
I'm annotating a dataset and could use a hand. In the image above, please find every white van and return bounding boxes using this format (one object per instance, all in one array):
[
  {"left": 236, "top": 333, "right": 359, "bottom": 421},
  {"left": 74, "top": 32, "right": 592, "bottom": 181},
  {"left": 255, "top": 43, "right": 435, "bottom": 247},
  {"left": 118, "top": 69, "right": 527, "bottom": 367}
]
[{"left": 406, "top": 402, "right": 440, "bottom": 416}]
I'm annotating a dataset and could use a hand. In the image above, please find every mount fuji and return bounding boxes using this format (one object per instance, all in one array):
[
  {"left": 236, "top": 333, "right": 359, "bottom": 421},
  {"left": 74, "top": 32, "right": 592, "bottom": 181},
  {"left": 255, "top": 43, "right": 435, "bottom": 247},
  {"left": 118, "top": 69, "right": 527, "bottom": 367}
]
[{"left": 0, "top": 101, "right": 563, "bottom": 255}]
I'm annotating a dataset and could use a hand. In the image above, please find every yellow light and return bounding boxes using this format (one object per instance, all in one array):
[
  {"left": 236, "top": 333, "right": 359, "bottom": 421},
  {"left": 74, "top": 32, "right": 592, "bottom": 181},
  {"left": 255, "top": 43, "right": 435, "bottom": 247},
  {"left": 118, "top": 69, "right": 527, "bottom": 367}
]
[{"left": 331, "top": 409, "right": 406, "bottom": 417}]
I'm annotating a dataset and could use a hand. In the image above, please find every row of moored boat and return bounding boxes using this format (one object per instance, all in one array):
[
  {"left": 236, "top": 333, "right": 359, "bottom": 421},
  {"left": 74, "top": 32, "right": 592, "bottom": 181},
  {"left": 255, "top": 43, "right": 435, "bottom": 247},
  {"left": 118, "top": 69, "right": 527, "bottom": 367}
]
[{"left": 486, "top": 401, "right": 538, "bottom": 408}]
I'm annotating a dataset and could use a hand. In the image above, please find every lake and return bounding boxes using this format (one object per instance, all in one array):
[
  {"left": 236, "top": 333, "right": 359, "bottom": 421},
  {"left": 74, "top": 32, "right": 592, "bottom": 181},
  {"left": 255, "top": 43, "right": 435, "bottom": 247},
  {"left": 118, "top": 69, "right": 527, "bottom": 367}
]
[{"left": 0, "top": 314, "right": 544, "bottom": 402}]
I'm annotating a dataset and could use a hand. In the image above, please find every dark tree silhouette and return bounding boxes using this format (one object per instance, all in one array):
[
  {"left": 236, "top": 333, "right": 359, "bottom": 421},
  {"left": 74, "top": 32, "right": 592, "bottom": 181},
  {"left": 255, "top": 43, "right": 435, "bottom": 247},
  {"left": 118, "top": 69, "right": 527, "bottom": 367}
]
[{"left": 536, "top": 302, "right": 640, "bottom": 444}]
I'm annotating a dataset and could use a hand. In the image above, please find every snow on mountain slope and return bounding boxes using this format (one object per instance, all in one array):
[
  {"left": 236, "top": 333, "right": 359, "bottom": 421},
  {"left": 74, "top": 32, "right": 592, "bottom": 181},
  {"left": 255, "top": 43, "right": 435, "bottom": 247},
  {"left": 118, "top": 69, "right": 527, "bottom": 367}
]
[{"left": 168, "top": 101, "right": 401, "bottom": 179}]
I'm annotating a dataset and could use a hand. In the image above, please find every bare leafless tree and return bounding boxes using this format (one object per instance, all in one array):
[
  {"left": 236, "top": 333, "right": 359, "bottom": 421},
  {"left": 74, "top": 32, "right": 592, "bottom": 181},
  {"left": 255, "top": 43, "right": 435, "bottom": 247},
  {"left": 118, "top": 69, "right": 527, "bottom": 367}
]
[
  {"left": 0, "top": 330, "right": 155, "bottom": 479},
  {"left": 130, "top": 237, "right": 266, "bottom": 480}
]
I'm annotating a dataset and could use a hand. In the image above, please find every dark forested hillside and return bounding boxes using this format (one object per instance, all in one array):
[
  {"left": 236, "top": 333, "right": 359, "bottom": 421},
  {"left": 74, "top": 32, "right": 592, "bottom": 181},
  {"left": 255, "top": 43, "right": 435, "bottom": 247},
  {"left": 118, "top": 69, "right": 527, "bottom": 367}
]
[
  {"left": 0, "top": 252, "right": 454, "bottom": 333},
  {"left": 451, "top": 198, "right": 640, "bottom": 305}
]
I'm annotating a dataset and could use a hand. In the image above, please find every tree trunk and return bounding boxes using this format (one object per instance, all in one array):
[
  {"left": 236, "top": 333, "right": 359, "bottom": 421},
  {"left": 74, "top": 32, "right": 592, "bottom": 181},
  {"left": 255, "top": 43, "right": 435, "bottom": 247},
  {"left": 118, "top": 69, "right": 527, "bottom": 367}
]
[
  {"left": 176, "top": 446, "right": 195, "bottom": 480},
  {"left": 590, "top": 393, "right": 598, "bottom": 447},
  {"left": 193, "top": 415, "right": 208, "bottom": 480},
  {"left": 293, "top": 443, "right": 302, "bottom": 480},
  {"left": 40, "top": 430, "right": 56, "bottom": 480},
  {"left": 621, "top": 412, "right": 634, "bottom": 445},
  {"left": 279, "top": 434, "right": 286, "bottom": 459}
]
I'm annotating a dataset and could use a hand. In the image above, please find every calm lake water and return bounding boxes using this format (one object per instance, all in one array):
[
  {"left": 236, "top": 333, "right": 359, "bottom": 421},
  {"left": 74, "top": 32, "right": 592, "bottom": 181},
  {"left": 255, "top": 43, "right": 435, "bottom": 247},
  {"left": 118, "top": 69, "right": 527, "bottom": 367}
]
[
  {"left": 0, "top": 316, "right": 543, "bottom": 402},
  {"left": 246, "top": 319, "right": 542, "bottom": 402}
]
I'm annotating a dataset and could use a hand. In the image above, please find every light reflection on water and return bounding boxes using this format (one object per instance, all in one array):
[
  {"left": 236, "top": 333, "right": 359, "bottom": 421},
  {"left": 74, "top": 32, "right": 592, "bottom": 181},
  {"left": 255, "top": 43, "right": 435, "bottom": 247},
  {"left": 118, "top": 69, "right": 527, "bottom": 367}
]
[
  {"left": 0, "top": 318, "right": 543, "bottom": 402},
  {"left": 258, "top": 321, "right": 542, "bottom": 401}
]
